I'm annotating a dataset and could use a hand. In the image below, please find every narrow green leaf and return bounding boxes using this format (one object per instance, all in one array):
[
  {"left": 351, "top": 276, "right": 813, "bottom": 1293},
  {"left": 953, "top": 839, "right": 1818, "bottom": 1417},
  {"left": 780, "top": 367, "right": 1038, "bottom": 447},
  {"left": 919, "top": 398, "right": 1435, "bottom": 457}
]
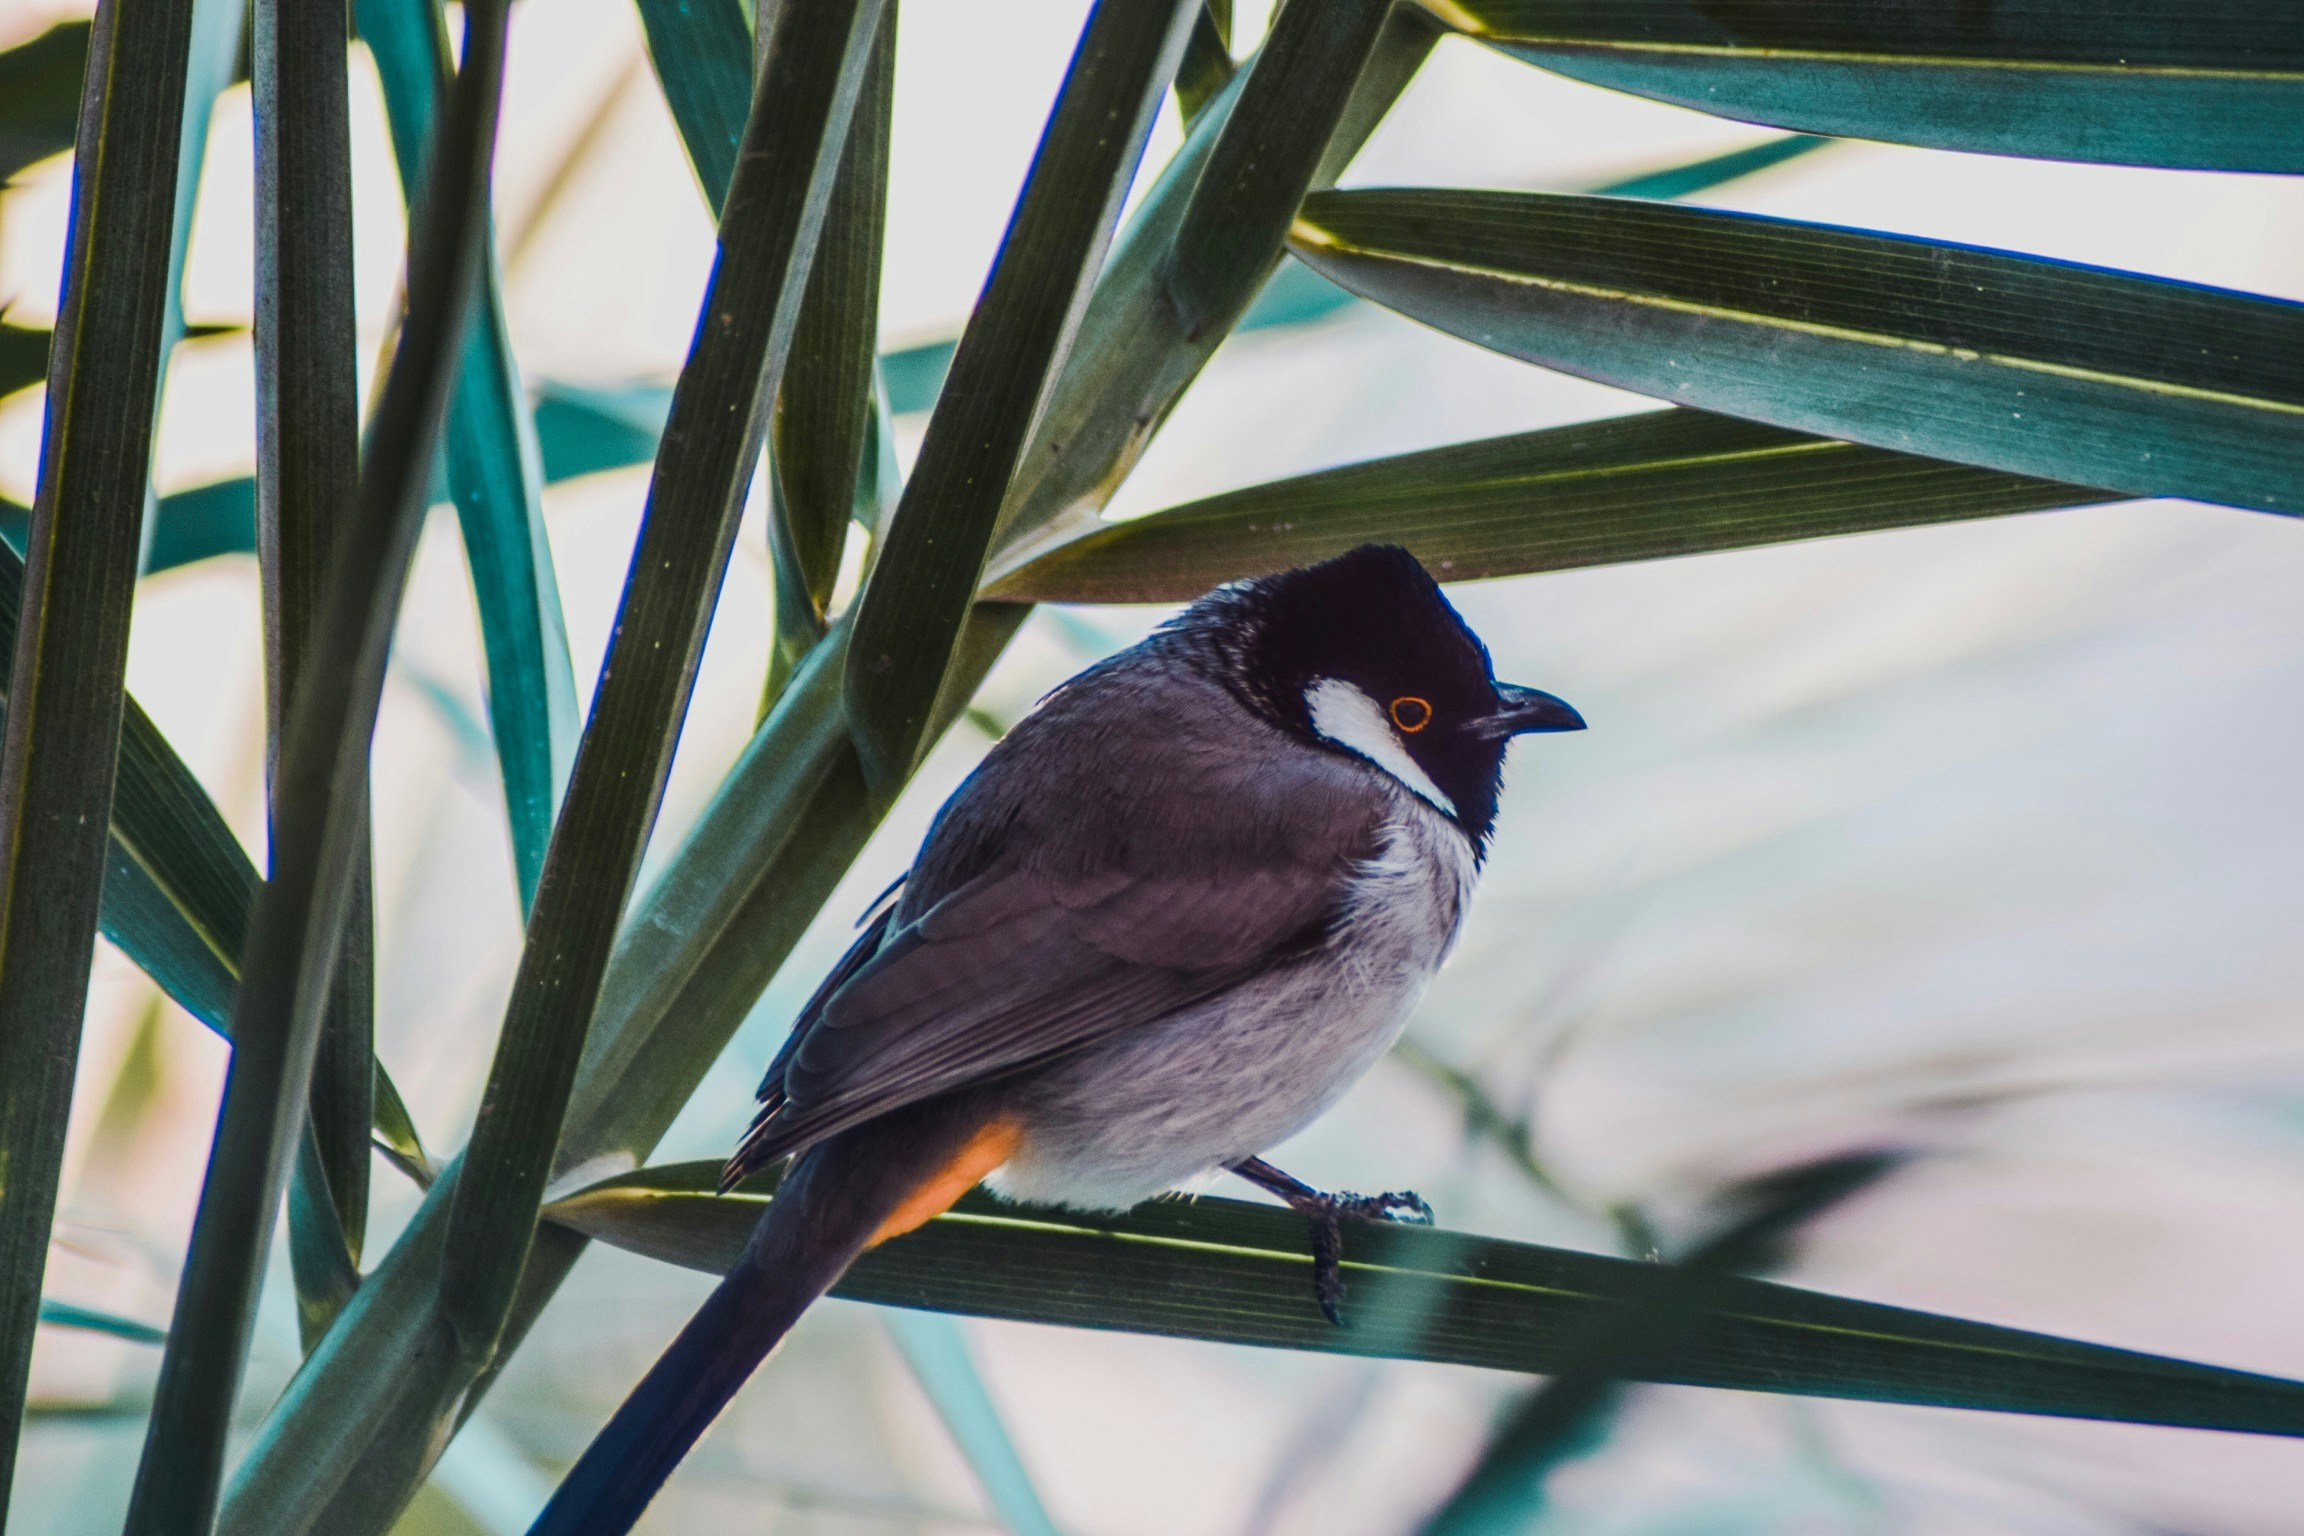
[
  {"left": 765, "top": 4, "right": 892, "bottom": 713},
  {"left": 214, "top": 14, "right": 1437, "bottom": 1523},
  {"left": 985, "top": 410, "right": 2115, "bottom": 602},
  {"left": 993, "top": 4, "right": 1442, "bottom": 560},
  {"left": 551, "top": 1163, "right": 2304, "bottom": 1438},
  {"left": 147, "top": 476, "right": 256, "bottom": 570},
  {"left": 845, "top": 0, "right": 1199, "bottom": 787},
  {"left": 0, "top": 0, "right": 198, "bottom": 1497},
  {"left": 1166, "top": 0, "right": 1393, "bottom": 338},
  {"left": 253, "top": 0, "right": 372, "bottom": 1344},
  {"left": 1289, "top": 189, "right": 2304, "bottom": 517},
  {"left": 1434, "top": 0, "right": 2304, "bottom": 173},
  {"left": 124, "top": 1, "right": 512, "bottom": 1525},
  {"left": 0, "top": 20, "right": 88, "bottom": 184},
  {"left": 2, "top": 527, "right": 431, "bottom": 1186},
  {"left": 530, "top": 380, "right": 670, "bottom": 484},
  {"left": 635, "top": 0, "right": 751, "bottom": 215},
  {"left": 1173, "top": 1, "right": 1234, "bottom": 127},
  {"left": 37, "top": 1299, "right": 167, "bottom": 1347},
  {"left": 1422, "top": 1153, "right": 1897, "bottom": 1536},
  {"left": 441, "top": 0, "right": 889, "bottom": 1363},
  {"left": 882, "top": 1310, "right": 1063, "bottom": 1536},
  {"left": 361, "top": 0, "right": 580, "bottom": 911},
  {"left": 0, "top": 319, "right": 47, "bottom": 403}
]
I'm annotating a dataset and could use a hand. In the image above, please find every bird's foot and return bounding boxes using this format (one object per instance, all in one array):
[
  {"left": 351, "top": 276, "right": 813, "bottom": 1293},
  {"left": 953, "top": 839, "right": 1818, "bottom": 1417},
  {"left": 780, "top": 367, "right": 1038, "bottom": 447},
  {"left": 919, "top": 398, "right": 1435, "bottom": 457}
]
[{"left": 1229, "top": 1157, "right": 1434, "bottom": 1326}]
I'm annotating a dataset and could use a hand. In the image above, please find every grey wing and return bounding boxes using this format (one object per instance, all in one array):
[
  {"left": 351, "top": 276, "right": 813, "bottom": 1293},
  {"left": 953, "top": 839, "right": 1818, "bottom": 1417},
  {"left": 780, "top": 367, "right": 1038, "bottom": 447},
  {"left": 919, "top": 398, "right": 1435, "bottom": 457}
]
[
  {"left": 726, "top": 653, "right": 1388, "bottom": 1174},
  {"left": 731, "top": 854, "right": 1352, "bottom": 1169}
]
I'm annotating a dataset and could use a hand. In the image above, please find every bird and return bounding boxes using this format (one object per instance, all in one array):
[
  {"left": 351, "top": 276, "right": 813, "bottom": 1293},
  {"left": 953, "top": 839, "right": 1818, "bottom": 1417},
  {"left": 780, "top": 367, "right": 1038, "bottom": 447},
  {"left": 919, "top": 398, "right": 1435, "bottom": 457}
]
[{"left": 528, "top": 543, "right": 1585, "bottom": 1534}]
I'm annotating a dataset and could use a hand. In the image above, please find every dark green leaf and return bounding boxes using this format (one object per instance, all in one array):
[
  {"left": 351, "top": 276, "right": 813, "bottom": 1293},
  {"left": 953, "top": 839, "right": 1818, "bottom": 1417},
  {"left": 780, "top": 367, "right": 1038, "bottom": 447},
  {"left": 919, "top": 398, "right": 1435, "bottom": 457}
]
[
  {"left": 0, "top": 20, "right": 89, "bottom": 184},
  {"left": 2, "top": 525, "right": 431, "bottom": 1188},
  {"left": 213, "top": 17, "right": 1436, "bottom": 1524},
  {"left": 1166, "top": 0, "right": 1394, "bottom": 338},
  {"left": 845, "top": 0, "right": 1199, "bottom": 786},
  {"left": 125, "top": 0, "right": 512, "bottom": 1525},
  {"left": 38, "top": 1298, "right": 167, "bottom": 1347},
  {"left": 993, "top": 5, "right": 1441, "bottom": 560},
  {"left": 635, "top": 0, "right": 751, "bottom": 215},
  {"left": 766, "top": 4, "right": 892, "bottom": 712},
  {"left": 362, "top": 0, "right": 579, "bottom": 911},
  {"left": 1422, "top": 1153, "right": 1900, "bottom": 1536},
  {"left": 440, "top": 0, "right": 888, "bottom": 1361},
  {"left": 1439, "top": 0, "right": 2304, "bottom": 172},
  {"left": 253, "top": 0, "right": 372, "bottom": 1344},
  {"left": 1289, "top": 189, "right": 2304, "bottom": 516},
  {"left": 0, "top": 319, "right": 48, "bottom": 402},
  {"left": 1173, "top": 1, "right": 1234, "bottom": 126},
  {"left": 0, "top": 0, "right": 197, "bottom": 1493},
  {"left": 984, "top": 409, "right": 2115, "bottom": 603},
  {"left": 551, "top": 1162, "right": 2304, "bottom": 1438}
]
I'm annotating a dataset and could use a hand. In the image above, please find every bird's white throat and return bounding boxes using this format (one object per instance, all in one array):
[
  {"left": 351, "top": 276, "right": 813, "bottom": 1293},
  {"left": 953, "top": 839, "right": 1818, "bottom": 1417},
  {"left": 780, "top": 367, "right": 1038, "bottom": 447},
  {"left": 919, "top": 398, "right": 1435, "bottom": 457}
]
[{"left": 1304, "top": 677, "right": 1457, "bottom": 817}]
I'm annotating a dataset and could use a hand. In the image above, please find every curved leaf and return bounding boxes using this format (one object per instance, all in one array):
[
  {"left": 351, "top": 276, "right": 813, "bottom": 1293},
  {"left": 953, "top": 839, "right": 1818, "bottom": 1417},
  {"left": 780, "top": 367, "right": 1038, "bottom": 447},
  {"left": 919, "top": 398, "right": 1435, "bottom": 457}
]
[
  {"left": 1290, "top": 189, "right": 2304, "bottom": 516},
  {"left": 361, "top": 0, "right": 579, "bottom": 911},
  {"left": 844, "top": 0, "right": 1199, "bottom": 787},
  {"left": 0, "top": 0, "right": 199, "bottom": 1485},
  {"left": 551, "top": 1163, "right": 2304, "bottom": 1438},
  {"left": 0, "top": 20, "right": 87, "bottom": 184},
  {"left": 985, "top": 409, "right": 2114, "bottom": 602},
  {"left": 440, "top": 0, "right": 889, "bottom": 1359},
  {"left": 1435, "top": 0, "right": 2304, "bottom": 172},
  {"left": 38, "top": 1298, "right": 167, "bottom": 1347}
]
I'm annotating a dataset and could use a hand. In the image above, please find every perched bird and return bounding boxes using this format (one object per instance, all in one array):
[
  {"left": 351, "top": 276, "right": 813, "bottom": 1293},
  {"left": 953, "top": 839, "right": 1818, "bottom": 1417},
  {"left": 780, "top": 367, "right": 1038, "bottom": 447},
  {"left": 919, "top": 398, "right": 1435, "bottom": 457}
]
[{"left": 530, "top": 544, "right": 1584, "bottom": 1534}]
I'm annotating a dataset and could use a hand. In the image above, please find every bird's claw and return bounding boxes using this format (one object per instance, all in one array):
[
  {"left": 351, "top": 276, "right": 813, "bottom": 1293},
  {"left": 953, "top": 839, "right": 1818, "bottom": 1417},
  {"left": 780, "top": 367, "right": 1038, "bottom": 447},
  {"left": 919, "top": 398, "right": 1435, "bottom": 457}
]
[{"left": 1296, "top": 1187, "right": 1434, "bottom": 1326}]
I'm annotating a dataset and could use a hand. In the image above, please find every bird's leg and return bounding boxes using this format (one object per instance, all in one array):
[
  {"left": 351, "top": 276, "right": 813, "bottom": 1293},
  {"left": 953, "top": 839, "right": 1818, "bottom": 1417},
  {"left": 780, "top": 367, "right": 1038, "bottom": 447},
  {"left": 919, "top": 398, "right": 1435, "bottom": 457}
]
[{"left": 1229, "top": 1155, "right": 1434, "bottom": 1325}]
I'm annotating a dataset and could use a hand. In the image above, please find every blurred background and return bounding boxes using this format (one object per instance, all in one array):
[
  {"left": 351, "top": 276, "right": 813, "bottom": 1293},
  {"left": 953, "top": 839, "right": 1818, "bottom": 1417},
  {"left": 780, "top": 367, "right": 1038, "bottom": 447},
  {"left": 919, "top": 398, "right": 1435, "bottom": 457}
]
[{"left": 6, "top": 1, "right": 2304, "bottom": 1531}]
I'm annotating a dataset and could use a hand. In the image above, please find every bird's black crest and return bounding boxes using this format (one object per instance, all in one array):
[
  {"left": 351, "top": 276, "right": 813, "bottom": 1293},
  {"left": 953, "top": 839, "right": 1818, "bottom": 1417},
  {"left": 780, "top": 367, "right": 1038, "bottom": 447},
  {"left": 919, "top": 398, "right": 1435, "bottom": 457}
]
[
  {"left": 1179, "top": 544, "right": 1496, "bottom": 730},
  {"left": 1169, "top": 544, "right": 1522, "bottom": 847}
]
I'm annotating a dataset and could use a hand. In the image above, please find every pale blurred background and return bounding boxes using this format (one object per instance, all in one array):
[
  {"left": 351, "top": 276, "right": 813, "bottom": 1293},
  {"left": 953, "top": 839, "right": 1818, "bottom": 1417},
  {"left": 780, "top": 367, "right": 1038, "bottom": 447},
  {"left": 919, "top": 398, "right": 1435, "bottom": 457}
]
[{"left": 6, "top": 1, "right": 2304, "bottom": 1532}]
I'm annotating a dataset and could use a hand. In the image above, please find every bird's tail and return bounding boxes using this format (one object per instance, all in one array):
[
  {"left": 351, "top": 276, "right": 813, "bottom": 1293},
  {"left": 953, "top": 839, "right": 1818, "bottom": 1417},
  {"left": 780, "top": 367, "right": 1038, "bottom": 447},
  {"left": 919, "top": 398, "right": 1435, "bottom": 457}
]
[{"left": 527, "top": 1095, "right": 1014, "bottom": 1536}]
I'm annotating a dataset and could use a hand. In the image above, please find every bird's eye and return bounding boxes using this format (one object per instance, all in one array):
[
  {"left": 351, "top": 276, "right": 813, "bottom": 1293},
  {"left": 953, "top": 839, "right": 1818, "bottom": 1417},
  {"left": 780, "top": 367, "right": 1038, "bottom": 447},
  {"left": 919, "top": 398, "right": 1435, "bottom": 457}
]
[{"left": 1389, "top": 695, "right": 1432, "bottom": 733}]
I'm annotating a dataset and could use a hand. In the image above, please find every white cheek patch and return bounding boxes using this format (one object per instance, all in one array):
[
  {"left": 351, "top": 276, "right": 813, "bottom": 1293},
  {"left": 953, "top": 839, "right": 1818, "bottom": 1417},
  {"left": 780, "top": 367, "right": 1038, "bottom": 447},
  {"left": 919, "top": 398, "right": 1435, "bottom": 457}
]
[{"left": 1304, "top": 677, "right": 1457, "bottom": 818}]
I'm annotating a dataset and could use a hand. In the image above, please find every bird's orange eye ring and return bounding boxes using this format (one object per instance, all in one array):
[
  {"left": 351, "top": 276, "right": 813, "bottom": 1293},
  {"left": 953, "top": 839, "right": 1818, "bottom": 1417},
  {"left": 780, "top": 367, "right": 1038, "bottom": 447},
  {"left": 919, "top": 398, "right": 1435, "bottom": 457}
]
[{"left": 1390, "top": 695, "right": 1433, "bottom": 733}]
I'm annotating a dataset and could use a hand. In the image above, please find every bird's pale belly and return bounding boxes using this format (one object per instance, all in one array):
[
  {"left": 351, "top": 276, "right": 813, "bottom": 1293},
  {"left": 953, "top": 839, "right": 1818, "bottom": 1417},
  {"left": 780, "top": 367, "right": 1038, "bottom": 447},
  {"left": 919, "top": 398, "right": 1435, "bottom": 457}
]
[{"left": 987, "top": 807, "right": 1474, "bottom": 1211}]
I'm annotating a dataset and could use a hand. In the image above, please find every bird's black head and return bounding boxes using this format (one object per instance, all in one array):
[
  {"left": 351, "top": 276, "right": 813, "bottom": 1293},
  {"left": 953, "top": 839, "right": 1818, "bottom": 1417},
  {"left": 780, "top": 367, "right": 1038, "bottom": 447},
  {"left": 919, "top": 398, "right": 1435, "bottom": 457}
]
[{"left": 1179, "top": 544, "right": 1584, "bottom": 850}]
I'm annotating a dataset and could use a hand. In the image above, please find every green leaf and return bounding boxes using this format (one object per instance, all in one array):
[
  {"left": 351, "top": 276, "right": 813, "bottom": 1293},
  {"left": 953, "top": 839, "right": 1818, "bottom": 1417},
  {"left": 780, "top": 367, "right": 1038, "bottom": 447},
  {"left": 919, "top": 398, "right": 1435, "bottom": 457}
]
[
  {"left": 38, "top": 1298, "right": 167, "bottom": 1347},
  {"left": 551, "top": 1162, "right": 2304, "bottom": 1438},
  {"left": 766, "top": 5, "right": 892, "bottom": 713},
  {"left": 0, "top": 0, "right": 200, "bottom": 1494},
  {"left": 213, "top": 19, "right": 1441, "bottom": 1526},
  {"left": 125, "top": 0, "right": 513, "bottom": 1525},
  {"left": 361, "top": 0, "right": 579, "bottom": 912},
  {"left": 844, "top": 0, "right": 1199, "bottom": 788},
  {"left": 1, "top": 531, "right": 432, "bottom": 1190},
  {"left": 531, "top": 379, "right": 671, "bottom": 483},
  {"left": 1288, "top": 189, "right": 2304, "bottom": 517},
  {"left": 882, "top": 1309, "right": 1064, "bottom": 1536},
  {"left": 253, "top": 0, "right": 373, "bottom": 1344},
  {"left": 0, "top": 319, "right": 48, "bottom": 402},
  {"left": 440, "top": 0, "right": 889, "bottom": 1368},
  {"left": 635, "top": 0, "right": 751, "bottom": 215},
  {"left": 993, "top": 4, "right": 1442, "bottom": 561},
  {"left": 1436, "top": 0, "right": 2304, "bottom": 173},
  {"left": 1173, "top": 1, "right": 1234, "bottom": 127},
  {"left": 1422, "top": 1153, "right": 1897, "bottom": 1536},
  {"left": 984, "top": 409, "right": 2114, "bottom": 602},
  {"left": 0, "top": 19, "right": 87, "bottom": 184}
]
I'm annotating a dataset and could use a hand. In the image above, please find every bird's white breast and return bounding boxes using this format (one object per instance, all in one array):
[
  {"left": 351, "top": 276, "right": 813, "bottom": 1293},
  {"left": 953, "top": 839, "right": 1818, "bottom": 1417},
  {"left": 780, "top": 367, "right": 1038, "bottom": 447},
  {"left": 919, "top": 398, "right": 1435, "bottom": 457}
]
[{"left": 990, "top": 798, "right": 1477, "bottom": 1212}]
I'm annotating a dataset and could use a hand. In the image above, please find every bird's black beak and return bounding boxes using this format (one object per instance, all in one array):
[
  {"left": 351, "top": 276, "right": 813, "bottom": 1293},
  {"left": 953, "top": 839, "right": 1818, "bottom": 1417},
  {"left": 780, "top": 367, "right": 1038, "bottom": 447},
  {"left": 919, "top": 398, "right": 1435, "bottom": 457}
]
[{"left": 1473, "top": 683, "right": 1585, "bottom": 739}]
